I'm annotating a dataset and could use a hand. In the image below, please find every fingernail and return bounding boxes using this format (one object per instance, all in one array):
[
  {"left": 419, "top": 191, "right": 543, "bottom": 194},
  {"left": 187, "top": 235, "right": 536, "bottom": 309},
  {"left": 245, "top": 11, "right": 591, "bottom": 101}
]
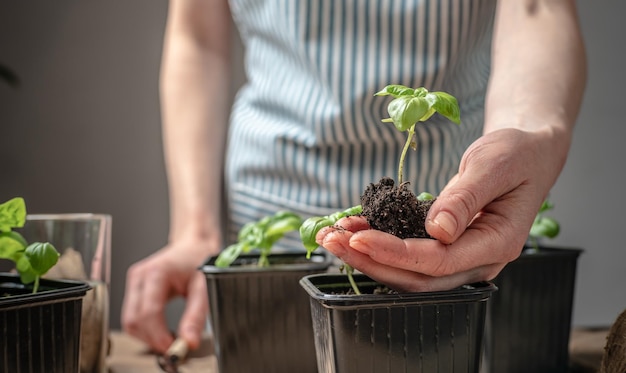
[{"left": 432, "top": 211, "right": 457, "bottom": 237}]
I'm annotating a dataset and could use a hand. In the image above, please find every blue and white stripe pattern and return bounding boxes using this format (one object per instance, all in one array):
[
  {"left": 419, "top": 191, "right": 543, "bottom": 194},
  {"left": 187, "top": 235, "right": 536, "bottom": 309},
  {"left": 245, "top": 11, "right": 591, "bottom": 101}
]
[{"left": 226, "top": 0, "right": 496, "bottom": 249}]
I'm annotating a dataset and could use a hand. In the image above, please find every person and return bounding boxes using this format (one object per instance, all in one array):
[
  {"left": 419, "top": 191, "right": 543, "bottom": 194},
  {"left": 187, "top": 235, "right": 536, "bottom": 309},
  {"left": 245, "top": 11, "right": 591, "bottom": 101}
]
[{"left": 122, "top": 0, "right": 587, "bottom": 354}]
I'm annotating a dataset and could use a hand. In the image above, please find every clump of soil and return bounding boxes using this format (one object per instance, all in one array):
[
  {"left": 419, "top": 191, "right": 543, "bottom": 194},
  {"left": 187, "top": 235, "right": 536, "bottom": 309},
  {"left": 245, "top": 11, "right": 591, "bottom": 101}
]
[{"left": 360, "top": 176, "right": 434, "bottom": 239}]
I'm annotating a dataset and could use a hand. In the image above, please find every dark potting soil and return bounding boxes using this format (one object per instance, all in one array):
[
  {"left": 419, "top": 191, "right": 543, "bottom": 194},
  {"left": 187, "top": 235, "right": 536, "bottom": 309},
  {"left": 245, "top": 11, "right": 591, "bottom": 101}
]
[{"left": 360, "top": 176, "right": 434, "bottom": 239}]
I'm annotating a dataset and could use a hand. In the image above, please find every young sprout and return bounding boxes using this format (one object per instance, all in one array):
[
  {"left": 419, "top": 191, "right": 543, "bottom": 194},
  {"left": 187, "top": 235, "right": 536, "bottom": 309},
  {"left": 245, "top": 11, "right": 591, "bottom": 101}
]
[
  {"left": 300, "top": 205, "right": 363, "bottom": 294},
  {"left": 298, "top": 86, "right": 460, "bottom": 295},
  {"left": 0, "top": 197, "right": 60, "bottom": 293},
  {"left": 374, "top": 85, "right": 461, "bottom": 184},
  {"left": 215, "top": 211, "right": 303, "bottom": 268},
  {"left": 528, "top": 199, "right": 560, "bottom": 252}
]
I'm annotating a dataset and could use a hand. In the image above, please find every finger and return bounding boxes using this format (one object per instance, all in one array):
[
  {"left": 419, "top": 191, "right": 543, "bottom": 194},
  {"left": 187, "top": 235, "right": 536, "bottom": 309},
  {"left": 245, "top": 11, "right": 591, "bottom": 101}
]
[
  {"left": 426, "top": 136, "right": 526, "bottom": 244},
  {"left": 334, "top": 215, "right": 370, "bottom": 232},
  {"left": 178, "top": 272, "right": 209, "bottom": 350},
  {"left": 314, "top": 216, "right": 369, "bottom": 247},
  {"left": 321, "top": 228, "right": 495, "bottom": 291},
  {"left": 137, "top": 271, "right": 175, "bottom": 353},
  {"left": 121, "top": 266, "right": 147, "bottom": 339},
  {"left": 348, "top": 205, "right": 524, "bottom": 277}
]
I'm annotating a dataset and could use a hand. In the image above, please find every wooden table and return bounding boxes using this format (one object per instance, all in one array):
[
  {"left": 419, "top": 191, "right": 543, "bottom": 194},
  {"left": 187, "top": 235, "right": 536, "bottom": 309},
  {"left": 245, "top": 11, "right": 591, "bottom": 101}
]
[
  {"left": 106, "top": 328, "right": 607, "bottom": 373},
  {"left": 106, "top": 331, "right": 217, "bottom": 373}
]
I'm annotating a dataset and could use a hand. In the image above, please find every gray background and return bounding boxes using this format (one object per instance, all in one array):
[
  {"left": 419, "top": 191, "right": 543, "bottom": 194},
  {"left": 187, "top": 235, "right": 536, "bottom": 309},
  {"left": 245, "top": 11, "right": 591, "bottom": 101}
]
[{"left": 0, "top": 1, "right": 623, "bottom": 330}]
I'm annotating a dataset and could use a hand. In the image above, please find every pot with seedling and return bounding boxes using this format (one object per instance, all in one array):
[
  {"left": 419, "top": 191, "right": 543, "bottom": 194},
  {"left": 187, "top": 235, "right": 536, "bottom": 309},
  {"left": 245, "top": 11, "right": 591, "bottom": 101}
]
[
  {"left": 0, "top": 197, "right": 91, "bottom": 373},
  {"left": 299, "top": 85, "right": 497, "bottom": 373},
  {"left": 481, "top": 199, "right": 582, "bottom": 373},
  {"left": 200, "top": 210, "right": 331, "bottom": 373}
]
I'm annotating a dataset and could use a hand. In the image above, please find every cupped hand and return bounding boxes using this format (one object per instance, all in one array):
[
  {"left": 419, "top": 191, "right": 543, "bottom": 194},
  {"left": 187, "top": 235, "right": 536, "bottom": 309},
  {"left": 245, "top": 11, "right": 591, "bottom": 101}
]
[
  {"left": 318, "top": 128, "right": 565, "bottom": 292},
  {"left": 122, "top": 240, "right": 214, "bottom": 353}
]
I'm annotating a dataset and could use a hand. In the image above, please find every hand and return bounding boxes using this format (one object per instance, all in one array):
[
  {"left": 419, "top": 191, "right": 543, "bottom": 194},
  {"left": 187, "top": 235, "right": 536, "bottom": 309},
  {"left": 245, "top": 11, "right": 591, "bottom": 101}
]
[
  {"left": 318, "top": 128, "right": 561, "bottom": 292},
  {"left": 122, "top": 241, "right": 214, "bottom": 353}
]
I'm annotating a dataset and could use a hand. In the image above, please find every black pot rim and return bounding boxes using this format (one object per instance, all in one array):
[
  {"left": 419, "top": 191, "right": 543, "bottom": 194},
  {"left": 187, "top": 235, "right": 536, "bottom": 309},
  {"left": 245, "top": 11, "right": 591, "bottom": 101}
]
[
  {"left": 0, "top": 273, "right": 91, "bottom": 309},
  {"left": 520, "top": 245, "right": 583, "bottom": 259},
  {"left": 300, "top": 273, "right": 497, "bottom": 309},
  {"left": 201, "top": 251, "right": 331, "bottom": 275}
]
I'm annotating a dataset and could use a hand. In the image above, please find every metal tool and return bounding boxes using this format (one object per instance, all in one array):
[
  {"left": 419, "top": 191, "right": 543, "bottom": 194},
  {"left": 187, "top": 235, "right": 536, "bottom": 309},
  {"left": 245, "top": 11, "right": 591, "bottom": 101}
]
[{"left": 157, "top": 338, "right": 189, "bottom": 373}]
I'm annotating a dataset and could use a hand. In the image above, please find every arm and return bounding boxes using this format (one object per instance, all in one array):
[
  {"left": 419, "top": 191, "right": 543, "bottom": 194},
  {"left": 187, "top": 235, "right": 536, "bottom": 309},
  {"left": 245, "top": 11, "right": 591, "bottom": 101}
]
[
  {"left": 316, "top": 0, "right": 587, "bottom": 292},
  {"left": 162, "top": 0, "right": 233, "bottom": 251},
  {"left": 122, "top": 0, "right": 233, "bottom": 353},
  {"left": 427, "top": 0, "right": 587, "bottom": 245}
]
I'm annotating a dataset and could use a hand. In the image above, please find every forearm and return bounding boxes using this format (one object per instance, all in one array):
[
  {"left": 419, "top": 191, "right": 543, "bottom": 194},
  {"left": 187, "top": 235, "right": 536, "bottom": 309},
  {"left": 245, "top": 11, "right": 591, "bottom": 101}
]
[
  {"left": 485, "top": 0, "right": 586, "bottom": 167},
  {"left": 160, "top": 0, "right": 233, "bottom": 251}
]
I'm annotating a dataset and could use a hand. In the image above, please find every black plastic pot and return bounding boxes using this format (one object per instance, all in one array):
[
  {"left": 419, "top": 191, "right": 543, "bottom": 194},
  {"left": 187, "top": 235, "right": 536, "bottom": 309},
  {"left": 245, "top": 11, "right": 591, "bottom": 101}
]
[
  {"left": 201, "top": 252, "right": 331, "bottom": 373},
  {"left": 300, "top": 273, "right": 497, "bottom": 373},
  {"left": 481, "top": 246, "right": 583, "bottom": 373},
  {"left": 0, "top": 273, "right": 91, "bottom": 373}
]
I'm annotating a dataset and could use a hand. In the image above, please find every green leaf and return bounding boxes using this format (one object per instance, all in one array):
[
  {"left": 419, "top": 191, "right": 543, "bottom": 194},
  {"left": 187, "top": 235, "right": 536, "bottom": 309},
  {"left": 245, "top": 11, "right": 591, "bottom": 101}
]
[
  {"left": 386, "top": 96, "right": 429, "bottom": 131},
  {"left": 425, "top": 92, "right": 461, "bottom": 124},
  {"left": 215, "top": 243, "right": 245, "bottom": 268},
  {"left": 530, "top": 216, "right": 560, "bottom": 239},
  {"left": 538, "top": 199, "right": 554, "bottom": 214},
  {"left": 374, "top": 84, "right": 415, "bottom": 98},
  {"left": 16, "top": 254, "right": 38, "bottom": 285},
  {"left": 0, "top": 197, "right": 27, "bottom": 233},
  {"left": 417, "top": 192, "right": 435, "bottom": 202},
  {"left": 265, "top": 211, "right": 303, "bottom": 238},
  {"left": 238, "top": 222, "right": 264, "bottom": 249},
  {"left": 299, "top": 205, "right": 362, "bottom": 257},
  {"left": 300, "top": 217, "right": 334, "bottom": 255},
  {"left": 24, "top": 242, "right": 60, "bottom": 276},
  {"left": 0, "top": 231, "right": 27, "bottom": 262},
  {"left": 215, "top": 210, "right": 305, "bottom": 267}
]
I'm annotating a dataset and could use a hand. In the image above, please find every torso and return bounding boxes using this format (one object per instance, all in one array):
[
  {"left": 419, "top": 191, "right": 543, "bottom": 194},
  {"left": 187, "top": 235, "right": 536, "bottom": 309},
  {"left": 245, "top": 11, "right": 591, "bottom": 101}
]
[{"left": 226, "top": 0, "right": 497, "bottom": 248}]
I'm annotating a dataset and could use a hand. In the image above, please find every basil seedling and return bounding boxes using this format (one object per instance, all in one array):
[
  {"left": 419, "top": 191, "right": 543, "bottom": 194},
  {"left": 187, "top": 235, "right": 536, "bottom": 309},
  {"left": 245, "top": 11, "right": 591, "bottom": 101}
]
[
  {"left": 215, "top": 210, "right": 303, "bottom": 268},
  {"left": 0, "top": 197, "right": 60, "bottom": 293},
  {"left": 528, "top": 199, "right": 560, "bottom": 251},
  {"left": 374, "top": 85, "right": 460, "bottom": 184}
]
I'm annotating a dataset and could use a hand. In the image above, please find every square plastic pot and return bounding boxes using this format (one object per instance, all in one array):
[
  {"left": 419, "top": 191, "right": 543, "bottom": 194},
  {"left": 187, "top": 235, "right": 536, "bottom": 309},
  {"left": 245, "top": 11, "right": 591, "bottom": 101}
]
[
  {"left": 481, "top": 246, "right": 583, "bottom": 373},
  {"left": 201, "top": 252, "right": 331, "bottom": 373},
  {"left": 300, "top": 273, "right": 497, "bottom": 373},
  {"left": 0, "top": 273, "right": 91, "bottom": 373}
]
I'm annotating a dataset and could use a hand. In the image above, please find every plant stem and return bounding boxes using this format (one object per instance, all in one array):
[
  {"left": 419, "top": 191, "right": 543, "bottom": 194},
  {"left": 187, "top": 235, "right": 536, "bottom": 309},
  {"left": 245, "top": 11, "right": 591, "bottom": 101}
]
[
  {"left": 398, "top": 125, "right": 416, "bottom": 184},
  {"left": 32, "top": 277, "right": 39, "bottom": 294},
  {"left": 345, "top": 264, "right": 361, "bottom": 295}
]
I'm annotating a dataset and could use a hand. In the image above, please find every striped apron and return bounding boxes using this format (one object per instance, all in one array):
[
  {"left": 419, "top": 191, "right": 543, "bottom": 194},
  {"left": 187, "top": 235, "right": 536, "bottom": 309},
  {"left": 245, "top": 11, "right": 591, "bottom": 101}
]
[{"left": 226, "top": 0, "right": 496, "bottom": 249}]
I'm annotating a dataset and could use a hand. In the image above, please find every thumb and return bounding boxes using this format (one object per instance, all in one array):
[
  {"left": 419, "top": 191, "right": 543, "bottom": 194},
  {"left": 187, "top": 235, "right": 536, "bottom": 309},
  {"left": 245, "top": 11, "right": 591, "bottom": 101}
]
[
  {"left": 177, "top": 272, "right": 209, "bottom": 350},
  {"left": 426, "top": 164, "right": 511, "bottom": 245}
]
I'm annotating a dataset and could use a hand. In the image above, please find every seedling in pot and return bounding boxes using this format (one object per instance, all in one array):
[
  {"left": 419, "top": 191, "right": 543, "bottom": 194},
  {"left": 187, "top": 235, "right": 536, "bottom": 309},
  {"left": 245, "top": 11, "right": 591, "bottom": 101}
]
[
  {"left": 300, "top": 205, "right": 364, "bottom": 293},
  {"left": 300, "top": 85, "right": 461, "bottom": 294},
  {"left": 527, "top": 198, "right": 560, "bottom": 252},
  {"left": 0, "top": 197, "right": 60, "bottom": 293},
  {"left": 215, "top": 210, "right": 303, "bottom": 268}
]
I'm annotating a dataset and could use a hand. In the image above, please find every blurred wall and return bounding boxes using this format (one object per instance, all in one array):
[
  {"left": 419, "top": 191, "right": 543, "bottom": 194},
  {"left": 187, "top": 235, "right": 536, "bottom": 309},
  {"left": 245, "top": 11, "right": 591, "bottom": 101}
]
[
  {"left": 0, "top": 1, "right": 623, "bottom": 330},
  {"left": 0, "top": 1, "right": 172, "bottom": 329}
]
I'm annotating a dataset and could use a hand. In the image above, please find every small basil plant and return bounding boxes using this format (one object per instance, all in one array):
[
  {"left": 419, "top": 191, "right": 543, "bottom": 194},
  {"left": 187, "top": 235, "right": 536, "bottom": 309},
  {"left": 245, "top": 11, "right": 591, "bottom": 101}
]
[
  {"left": 0, "top": 197, "right": 60, "bottom": 293},
  {"left": 374, "top": 85, "right": 460, "bottom": 184},
  {"left": 215, "top": 211, "right": 303, "bottom": 268},
  {"left": 528, "top": 199, "right": 560, "bottom": 251},
  {"left": 300, "top": 205, "right": 364, "bottom": 294}
]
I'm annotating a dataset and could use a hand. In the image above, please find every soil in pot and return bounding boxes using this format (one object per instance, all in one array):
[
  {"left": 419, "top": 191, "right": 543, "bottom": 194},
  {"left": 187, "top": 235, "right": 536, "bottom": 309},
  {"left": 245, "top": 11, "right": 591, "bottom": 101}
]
[
  {"left": 361, "top": 176, "right": 434, "bottom": 239},
  {"left": 301, "top": 273, "right": 496, "bottom": 373}
]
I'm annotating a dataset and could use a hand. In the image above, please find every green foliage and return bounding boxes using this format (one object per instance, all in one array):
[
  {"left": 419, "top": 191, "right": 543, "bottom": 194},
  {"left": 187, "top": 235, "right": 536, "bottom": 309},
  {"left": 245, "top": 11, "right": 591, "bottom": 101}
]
[
  {"left": 0, "top": 197, "right": 60, "bottom": 293},
  {"left": 300, "top": 205, "right": 362, "bottom": 257},
  {"left": 299, "top": 205, "right": 363, "bottom": 294},
  {"left": 417, "top": 192, "right": 435, "bottom": 202},
  {"left": 375, "top": 85, "right": 461, "bottom": 184},
  {"left": 528, "top": 199, "right": 561, "bottom": 251},
  {"left": 215, "top": 211, "right": 303, "bottom": 268}
]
